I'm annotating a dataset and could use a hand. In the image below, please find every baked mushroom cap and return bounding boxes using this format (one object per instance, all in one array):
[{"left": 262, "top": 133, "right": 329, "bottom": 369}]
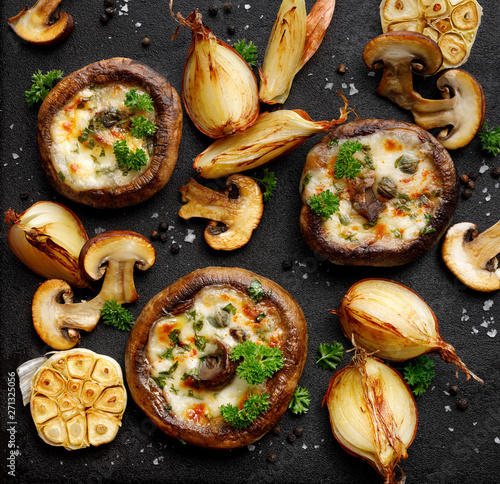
[
  {"left": 442, "top": 221, "right": 500, "bottom": 292},
  {"left": 8, "top": 0, "right": 74, "bottom": 46},
  {"left": 300, "top": 119, "right": 459, "bottom": 266},
  {"left": 37, "top": 57, "right": 182, "bottom": 209},
  {"left": 125, "top": 267, "right": 308, "bottom": 449}
]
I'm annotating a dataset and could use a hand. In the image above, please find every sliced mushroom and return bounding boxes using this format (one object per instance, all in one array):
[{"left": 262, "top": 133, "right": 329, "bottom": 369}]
[
  {"left": 442, "top": 220, "right": 500, "bottom": 292},
  {"left": 363, "top": 32, "right": 485, "bottom": 149},
  {"left": 185, "top": 341, "right": 237, "bottom": 391},
  {"left": 32, "top": 230, "right": 156, "bottom": 349},
  {"left": 350, "top": 172, "right": 385, "bottom": 224},
  {"left": 8, "top": 0, "right": 74, "bottom": 45},
  {"left": 178, "top": 175, "right": 264, "bottom": 251}
]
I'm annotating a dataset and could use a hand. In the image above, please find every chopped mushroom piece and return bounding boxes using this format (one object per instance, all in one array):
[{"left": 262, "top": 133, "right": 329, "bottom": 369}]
[
  {"left": 363, "top": 31, "right": 485, "bottom": 149},
  {"left": 32, "top": 231, "right": 156, "bottom": 349},
  {"left": 8, "top": 0, "right": 74, "bottom": 45},
  {"left": 442, "top": 220, "right": 500, "bottom": 292},
  {"left": 178, "top": 175, "right": 264, "bottom": 251}
]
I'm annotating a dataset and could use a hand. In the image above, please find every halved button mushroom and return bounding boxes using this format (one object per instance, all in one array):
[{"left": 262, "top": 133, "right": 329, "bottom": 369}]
[
  {"left": 442, "top": 220, "right": 500, "bottom": 292},
  {"left": 178, "top": 175, "right": 264, "bottom": 250},
  {"left": 32, "top": 230, "right": 156, "bottom": 349},
  {"left": 8, "top": 0, "right": 74, "bottom": 45}
]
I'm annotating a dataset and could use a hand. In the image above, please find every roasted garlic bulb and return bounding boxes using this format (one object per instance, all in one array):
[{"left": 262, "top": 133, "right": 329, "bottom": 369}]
[
  {"left": 380, "top": 0, "right": 482, "bottom": 68},
  {"left": 20, "top": 349, "right": 126, "bottom": 450}
]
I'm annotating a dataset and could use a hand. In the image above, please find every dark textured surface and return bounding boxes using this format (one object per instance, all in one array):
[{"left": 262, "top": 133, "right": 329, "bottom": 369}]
[{"left": 1, "top": 1, "right": 499, "bottom": 483}]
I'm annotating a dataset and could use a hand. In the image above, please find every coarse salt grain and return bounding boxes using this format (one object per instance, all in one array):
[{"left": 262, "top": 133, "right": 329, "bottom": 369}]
[
  {"left": 482, "top": 187, "right": 488, "bottom": 193},
  {"left": 12, "top": 153, "right": 19, "bottom": 159},
  {"left": 368, "top": 71, "right": 375, "bottom": 77},
  {"left": 341, "top": 82, "right": 348, "bottom": 89},
  {"left": 485, "top": 194, "right": 492, "bottom": 201},
  {"left": 448, "top": 428, "right": 454, "bottom": 432},
  {"left": 184, "top": 229, "right": 196, "bottom": 243},
  {"left": 153, "top": 458, "right": 159, "bottom": 465},
  {"left": 245, "top": 4, "right": 251, "bottom": 9},
  {"left": 248, "top": 445, "right": 256, "bottom": 451},
  {"left": 471, "top": 327, "right": 479, "bottom": 334},
  {"left": 479, "top": 163, "right": 489, "bottom": 174},
  {"left": 445, "top": 405, "right": 452, "bottom": 412},
  {"left": 349, "top": 83, "right": 358, "bottom": 95},
  {"left": 325, "top": 83, "right": 334, "bottom": 90},
  {"left": 495, "top": 437, "right": 500, "bottom": 444},
  {"left": 135, "top": 22, "right": 141, "bottom": 27},
  {"left": 10, "top": 124, "right": 14, "bottom": 129},
  {"left": 302, "top": 443, "right": 307, "bottom": 449},
  {"left": 487, "top": 329, "right": 497, "bottom": 338},
  {"left": 483, "top": 300, "right": 494, "bottom": 311},
  {"left": 95, "top": 227, "right": 106, "bottom": 234},
  {"left": 303, "top": 273, "right": 308, "bottom": 279},
  {"left": 151, "top": 212, "right": 159, "bottom": 218}
]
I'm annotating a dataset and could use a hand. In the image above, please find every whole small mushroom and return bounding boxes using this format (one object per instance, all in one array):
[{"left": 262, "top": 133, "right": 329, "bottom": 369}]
[{"left": 442, "top": 220, "right": 500, "bottom": 292}]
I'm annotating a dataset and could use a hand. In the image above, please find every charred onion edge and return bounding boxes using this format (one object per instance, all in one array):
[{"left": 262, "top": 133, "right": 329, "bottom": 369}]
[
  {"left": 299, "top": 119, "right": 459, "bottom": 266},
  {"left": 37, "top": 57, "right": 183, "bottom": 209},
  {"left": 125, "top": 266, "right": 308, "bottom": 449}
]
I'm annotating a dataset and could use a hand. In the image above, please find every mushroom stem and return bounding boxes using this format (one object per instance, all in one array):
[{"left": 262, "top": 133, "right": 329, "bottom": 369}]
[{"left": 467, "top": 220, "right": 500, "bottom": 269}]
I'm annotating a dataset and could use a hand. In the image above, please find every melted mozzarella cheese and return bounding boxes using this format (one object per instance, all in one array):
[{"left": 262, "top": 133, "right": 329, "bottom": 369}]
[
  {"left": 146, "top": 286, "right": 281, "bottom": 425},
  {"left": 50, "top": 83, "right": 154, "bottom": 191},
  {"left": 302, "top": 129, "right": 443, "bottom": 246}
]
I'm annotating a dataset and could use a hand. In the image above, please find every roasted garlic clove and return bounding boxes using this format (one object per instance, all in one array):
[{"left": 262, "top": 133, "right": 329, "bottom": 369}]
[{"left": 19, "top": 349, "right": 127, "bottom": 450}]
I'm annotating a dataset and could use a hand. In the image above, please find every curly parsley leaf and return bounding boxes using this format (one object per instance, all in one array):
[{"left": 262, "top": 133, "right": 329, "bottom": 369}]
[
  {"left": 25, "top": 69, "right": 64, "bottom": 107},
  {"left": 220, "top": 392, "right": 270, "bottom": 428},
  {"left": 404, "top": 355, "right": 435, "bottom": 396},
  {"left": 113, "top": 140, "right": 148, "bottom": 172},
  {"left": 335, "top": 140, "right": 364, "bottom": 180},
  {"left": 479, "top": 122, "right": 500, "bottom": 157},
  {"left": 230, "top": 341, "right": 284, "bottom": 385},
  {"left": 288, "top": 386, "right": 310, "bottom": 415},
  {"left": 317, "top": 342, "right": 344, "bottom": 370},
  {"left": 150, "top": 361, "right": 179, "bottom": 389},
  {"left": 307, "top": 190, "right": 340, "bottom": 219},
  {"left": 248, "top": 278, "right": 267, "bottom": 303},
  {"left": 233, "top": 39, "right": 258, "bottom": 68},
  {"left": 124, "top": 88, "right": 154, "bottom": 112},
  {"left": 251, "top": 168, "right": 277, "bottom": 202},
  {"left": 130, "top": 115, "right": 157, "bottom": 139},
  {"left": 100, "top": 300, "right": 134, "bottom": 331}
]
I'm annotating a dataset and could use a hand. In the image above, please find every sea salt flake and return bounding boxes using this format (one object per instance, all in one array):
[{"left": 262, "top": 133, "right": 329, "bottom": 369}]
[
  {"left": 349, "top": 83, "right": 358, "bottom": 95},
  {"left": 140, "top": 449, "right": 144, "bottom": 453},
  {"left": 471, "top": 326, "right": 479, "bottom": 334},
  {"left": 473, "top": 422, "right": 478, "bottom": 426},
  {"left": 495, "top": 437, "right": 500, "bottom": 444},
  {"left": 135, "top": 22, "right": 141, "bottom": 27},
  {"left": 462, "top": 308, "right": 467, "bottom": 313},
  {"left": 481, "top": 321, "right": 489, "bottom": 328},
  {"left": 121, "top": 4, "right": 129, "bottom": 12},
  {"left": 479, "top": 163, "right": 489, "bottom": 174},
  {"left": 244, "top": 25, "right": 249, "bottom": 30},
  {"left": 12, "top": 153, "right": 19, "bottom": 159},
  {"left": 302, "top": 443, "right": 308, "bottom": 449},
  {"left": 153, "top": 458, "right": 159, "bottom": 465},
  {"left": 151, "top": 212, "right": 159, "bottom": 218},
  {"left": 448, "top": 428, "right": 454, "bottom": 432},
  {"left": 314, "top": 445, "right": 320, "bottom": 449},
  {"left": 445, "top": 405, "right": 452, "bottom": 412},
  {"left": 368, "top": 71, "right": 375, "bottom": 77},
  {"left": 474, "top": 448, "right": 479, "bottom": 453},
  {"left": 245, "top": 4, "right": 251, "bottom": 9},
  {"left": 485, "top": 194, "right": 492, "bottom": 201},
  {"left": 95, "top": 227, "right": 106, "bottom": 234},
  {"left": 461, "top": 314, "right": 470, "bottom": 322},
  {"left": 341, "top": 82, "right": 348, "bottom": 89},
  {"left": 303, "top": 273, "right": 308, "bottom": 279},
  {"left": 184, "top": 229, "right": 196, "bottom": 243},
  {"left": 325, "top": 82, "right": 334, "bottom": 90},
  {"left": 248, "top": 445, "right": 256, "bottom": 451},
  {"left": 483, "top": 300, "right": 494, "bottom": 311},
  {"left": 487, "top": 329, "right": 497, "bottom": 338},
  {"left": 10, "top": 124, "right": 14, "bottom": 129}
]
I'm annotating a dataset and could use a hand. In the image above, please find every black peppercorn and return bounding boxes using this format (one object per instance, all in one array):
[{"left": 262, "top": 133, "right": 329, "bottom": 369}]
[
  {"left": 457, "top": 398, "right": 468, "bottom": 410},
  {"left": 287, "top": 433, "right": 297, "bottom": 443},
  {"left": 142, "top": 37, "right": 151, "bottom": 47},
  {"left": 449, "top": 385, "right": 459, "bottom": 396},
  {"left": 227, "top": 25, "right": 236, "bottom": 35},
  {"left": 271, "top": 425, "right": 281, "bottom": 435},
  {"left": 462, "top": 188, "right": 472, "bottom": 200},
  {"left": 20, "top": 192, "right": 29, "bottom": 200},
  {"left": 466, "top": 180, "right": 475, "bottom": 190},
  {"left": 159, "top": 221, "right": 169, "bottom": 232},
  {"left": 459, "top": 174, "right": 469, "bottom": 185},
  {"left": 105, "top": 7, "right": 115, "bottom": 16},
  {"left": 151, "top": 231, "right": 159, "bottom": 241},
  {"left": 337, "top": 63, "right": 347, "bottom": 74},
  {"left": 160, "top": 232, "right": 168, "bottom": 243},
  {"left": 468, "top": 171, "right": 479, "bottom": 181},
  {"left": 267, "top": 453, "right": 278, "bottom": 463},
  {"left": 282, "top": 260, "right": 292, "bottom": 271},
  {"left": 171, "top": 242, "right": 180, "bottom": 254},
  {"left": 208, "top": 5, "right": 218, "bottom": 16},
  {"left": 492, "top": 166, "right": 500, "bottom": 178},
  {"left": 100, "top": 13, "right": 109, "bottom": 24},
  {"left": 223, "top": 2, "right": 233, "bottom": 12},
  {"left": 293, "top": 426, "right": 304, "bottom": 437}
]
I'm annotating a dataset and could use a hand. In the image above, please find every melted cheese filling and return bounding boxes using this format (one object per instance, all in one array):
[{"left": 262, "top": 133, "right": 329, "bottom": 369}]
[
  {"left": 146, "top": 286, "right": 282, "bottom": 426},
  {"left": 301, "top": 129, "right": 444, "bottom": 247},
  {"left": 50, "top": 83, "right": 155, "bottom": 191}
]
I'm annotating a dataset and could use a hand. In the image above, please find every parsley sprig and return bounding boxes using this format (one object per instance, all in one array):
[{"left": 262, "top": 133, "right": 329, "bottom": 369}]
[
  {"left": 113, "top": 140, "right": 148, "bottom": 172},
  {"left": 307, "top": 190, "right": 340, "bottom": 219},
  {"left": 233, "top": 39, "right": 258, "bottom": 68},
  {"left": 480, "top": 122, "right": 500, "bottom": 156},
  {"left": 251, "top": 168, "right": 277, "bottom": 202},
  {"left": 316, "top": 342, "right": 344, "bottom": 370},
  {"left": 403, "top": 355, "right": 435, "bottom": 396},
  {"left": 25, "top": 69, "right": 64, "bottom": 106},
  {"left": 220, "top": 393, "right": 270, "bottom": 428},
  {"left": 334, "top": 140, "right": 364, "bottom": 180},
  {"left": 230, "top": 341, "right": 284, "bottom": 385},
  {"left": 130, "top": 115, "right": 157, "bottom": 139},
  {"left": 100, "top": 300, "right": 134, "bottom": 331},
  {"left": 124, "top": 88, "right": 154, "bottom": 112},
  {"left": 288, "top": 386, "right": 310, "bottom": 415}
]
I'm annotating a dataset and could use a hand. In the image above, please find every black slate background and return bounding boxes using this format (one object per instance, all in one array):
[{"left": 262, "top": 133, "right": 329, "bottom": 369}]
[{"left": 1, "top": 1, "right": 499, "bottom": 483}]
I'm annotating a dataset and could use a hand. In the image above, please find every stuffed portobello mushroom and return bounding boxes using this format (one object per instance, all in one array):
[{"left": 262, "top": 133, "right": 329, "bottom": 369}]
[
  {"left": 125, "top": 267, "right": 308, "bottom": 449},
  {"left": 300, "top": 119, "right": 459, "bottom": 266},
  {"left": 37, "top": 57, "right": 182, "bottom": 208}
]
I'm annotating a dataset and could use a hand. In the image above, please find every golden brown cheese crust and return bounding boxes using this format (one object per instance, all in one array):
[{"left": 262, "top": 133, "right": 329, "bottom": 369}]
[
  {"left": 125, "top": 267, "right": 308, "bottom": 449},
  {"left": 38, "top": 57, "right": 182, "bottom": 209},
  {"left": 300, "top": 119, "right": 459, "bottom": 266}
]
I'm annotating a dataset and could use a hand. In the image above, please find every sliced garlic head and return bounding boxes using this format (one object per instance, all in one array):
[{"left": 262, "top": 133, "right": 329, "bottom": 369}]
[
  {"left": 27, "top": 349, "right": 126, "bottom": 450},
  {"left": 325, "top": 355, "right": 417, "bottom": 483},
  {"left": 380, "top": 0, "right": 482, "bottom": 68}
]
